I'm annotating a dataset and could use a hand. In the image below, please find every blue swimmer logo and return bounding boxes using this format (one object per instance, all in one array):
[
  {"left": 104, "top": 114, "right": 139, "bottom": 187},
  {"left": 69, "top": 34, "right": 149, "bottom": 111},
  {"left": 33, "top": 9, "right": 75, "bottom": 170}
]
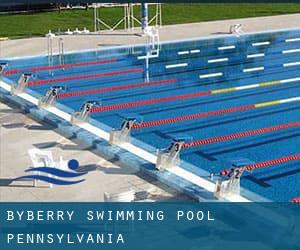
[{"left": 13, "top": 159, "right": 86, "bottom": 185}]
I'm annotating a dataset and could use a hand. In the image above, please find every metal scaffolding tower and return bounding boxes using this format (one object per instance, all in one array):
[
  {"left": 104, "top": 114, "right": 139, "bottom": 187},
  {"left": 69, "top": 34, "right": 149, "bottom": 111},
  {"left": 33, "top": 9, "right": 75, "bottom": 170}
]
[{"left": 93, "top": 3, "right": 162, "bottom": 32}]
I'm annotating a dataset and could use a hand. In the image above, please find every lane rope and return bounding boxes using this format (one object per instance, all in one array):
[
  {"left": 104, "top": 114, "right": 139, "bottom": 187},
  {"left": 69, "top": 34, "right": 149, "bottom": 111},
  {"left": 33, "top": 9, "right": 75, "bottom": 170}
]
[
  {"left": 241, "top": 154, "right": 300, "bottom": 172},
  {"left": 57, "top": 78, "right": 177, "bottom": 98},
  {"left": 182, "top": 121, "right": 300, "bottom": 148},
  {"left": 291, "top": 197, "right": 300, "bottom": 203},
  {"left": 90, "top": 77, "right": 300, "bottom": 113},
  {"left": 131, "top": 96, "right": 300, "bottom": 129},
  {"left": 219, "top": 154, "right": 300, "bottom": 180},
  {"left": 3, "top": 59, "right": 118, "bottom": 75},
  {"left": 28, "top": 68, "right": 143, "bottom": 86}
]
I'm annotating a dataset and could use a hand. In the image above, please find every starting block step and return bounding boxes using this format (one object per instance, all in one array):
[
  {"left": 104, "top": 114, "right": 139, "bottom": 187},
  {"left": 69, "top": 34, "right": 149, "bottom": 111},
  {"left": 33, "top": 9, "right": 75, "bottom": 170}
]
[
  {"left": 156, "top": 134, "right": 193, "bottom": 170},
  {"left": 109, "top": 113, "right": 143, "bottom": 145}
]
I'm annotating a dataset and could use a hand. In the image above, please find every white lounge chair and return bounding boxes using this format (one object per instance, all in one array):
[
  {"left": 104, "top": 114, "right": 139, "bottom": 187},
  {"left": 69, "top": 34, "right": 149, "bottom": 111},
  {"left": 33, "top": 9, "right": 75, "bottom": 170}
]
[{"left": 27, "top": 148, "right": 67, "bottom": 188}]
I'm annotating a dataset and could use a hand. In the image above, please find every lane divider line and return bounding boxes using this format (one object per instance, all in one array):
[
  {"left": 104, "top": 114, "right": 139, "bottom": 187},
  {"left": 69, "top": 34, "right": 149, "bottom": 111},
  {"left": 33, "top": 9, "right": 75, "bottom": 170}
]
[
  {"left": 282, "top": 49, "right": 300, "bottom": 54},
  {"left": 218, "top": 45, "right": 235, "bottom": 50},
  {"left": 57, "top": 78, "right": 177, "bottom": 99},
  {"left": 28, "top": 68, "right": 144, "bottom": 86},
  {"left": 182, "top": 121, "right": 300, "bottom": 148},
  {"left": 291, "top": 197, "right": 300, "bottom": 203},
  {"left": 199, "top": 72, "right": 223, "bottom": 78},
  {"left": 283, "top": 61, "right": 300, "bottom": 67},
  {"left": 90, "top": 77, "right": 300, "bottom": 114},
  {"left": 208, "top": 58, "right": 228, "bottom": 63},
  {"left": 285, "top": 38, "right": 300, "bottom": 43},
  {"left": 190, "top": 49, "right": 201, "bottom": 54},
  {"left": 243, "top": 67, "right": 264, "bottom": 73},
  {"left": 247, "top": 53, "right": 265, "bottom": 58},
  {"left": 177, "top": 51, "right": 189, "bottom": 55},
  {"left": 131, "top": 96, "right": 300, "bottom": 129},
  {"left": 3, "top": 59, "right": 118, "bottom": 75},
  {"left": 177, "top": 49, "right": 201, "bottom": 55},
  {"left": 165, "top": 63, "right": 188, "bottom": 69},
  {"left": 91, "top": 90, "right": 212, "bottom": 113},
  {"left": 137, "top": 54, "right": 159, "bottom": 60},
  {"left": 252, "top": 41, "right": 270, "bottom": 46},
  {"left": 242, "top": 154, "right": 300, "bottom": 172}
]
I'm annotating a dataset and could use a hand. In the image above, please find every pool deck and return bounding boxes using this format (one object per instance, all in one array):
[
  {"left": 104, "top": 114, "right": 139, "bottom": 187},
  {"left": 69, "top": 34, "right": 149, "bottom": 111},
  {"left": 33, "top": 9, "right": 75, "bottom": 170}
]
[
  {"left": 0, "top": 14, "right": 299, "bottom": 202},
  {"left": 0, "top": 101, "right": 190, "bottom": 201}
]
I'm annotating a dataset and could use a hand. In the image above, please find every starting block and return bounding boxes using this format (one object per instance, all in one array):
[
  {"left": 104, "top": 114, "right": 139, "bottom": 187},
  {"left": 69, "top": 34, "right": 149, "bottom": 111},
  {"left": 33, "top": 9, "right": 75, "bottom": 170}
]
[
  {"left": 109, "top": 114, "right": 143, "bottom": 145},
  {"left": 0, "top": 62, "right": 7, "bottom": 74},
  {"left": 214, "top": 158, "right": 254, "bottom": 199},
  {"left": 38, "top": 86, "right": 65, "bottom": 108},
  {"left": 11, "top": 73, "right": 32, "bottom": 95},
  {"left": 71, "top": 101, "right": 99, "bottom": 124},
  {"left": 214, "top": 170, "right": 242, "bottom": 199},
  {"left": 156, "top": 135, "right": 192, "bottom": 170}
]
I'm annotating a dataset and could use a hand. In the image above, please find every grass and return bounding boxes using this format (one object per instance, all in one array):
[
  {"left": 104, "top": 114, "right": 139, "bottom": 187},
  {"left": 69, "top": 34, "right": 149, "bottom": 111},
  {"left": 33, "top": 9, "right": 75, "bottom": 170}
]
[{"left": 0, "top": 3, "right": 299, "bottom": 39}]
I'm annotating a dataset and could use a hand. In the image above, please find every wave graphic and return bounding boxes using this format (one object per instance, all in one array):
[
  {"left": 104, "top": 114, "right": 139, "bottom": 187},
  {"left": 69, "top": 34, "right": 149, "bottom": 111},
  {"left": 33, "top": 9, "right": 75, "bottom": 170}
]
[
  {"left": 25, "top": 167, "right": 86, "bottom": 178},
  {"left": 13, "top": 175, "right": 85, "bottom": 185}
]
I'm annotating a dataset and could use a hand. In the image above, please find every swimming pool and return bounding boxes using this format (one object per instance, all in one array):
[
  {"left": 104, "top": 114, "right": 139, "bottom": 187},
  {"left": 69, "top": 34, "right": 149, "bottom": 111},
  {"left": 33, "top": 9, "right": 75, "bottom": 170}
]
[{"left": 1, "top": 28, "right": 300, "bottom": 202}]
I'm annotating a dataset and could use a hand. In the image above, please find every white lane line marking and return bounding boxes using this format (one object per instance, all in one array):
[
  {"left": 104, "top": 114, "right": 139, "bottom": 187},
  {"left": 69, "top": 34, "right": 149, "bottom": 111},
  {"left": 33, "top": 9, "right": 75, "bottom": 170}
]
[
  {"left": 178, "top": 51, "right": 189, "bottom": 55},
  {"left": 200, "top": 72, "right": 223, "bottom": 78},
  {"left": 283, "top": 61, "right": 300, "bottom": 67},
  {"left": 247, "top": 53, "right": 265, "bottom": 58},
  {"left": 166, "top": 63, "right": 188, "bottom": 69},
  {"left": 218, "top": 45, "right": 235, "bottom": 50},
  {"left": 137, "top": 54, "right": 159, "bottom": 60},
  {"left": 280, "top": 97, "right": 300, "bottom": 103},
  {"left": 280, "top": 77, "right": 300, "bottom": 83},
  {"left": 190, "top": 49, "right": 200, "bottom": 54},
  {"left": 208, "top": 58, "right": 228, "bottom": 63},
  {"left": 178, "top": 49, "right": 200, "bottom": 55},
  {"left": 243, "top": 67, "right": 264, "bottom": 73},
  {"left": 285, "top": 38, "right": 300, "bottom": 42},
  {"left": 252, "top": 41, "right": 270, "bottom": 46},
  {"left": 282, "top": 49, "right": 300, "bottom": 54},
  {"left": 235, "top": 84, "right": 260, "bottom": 90}
]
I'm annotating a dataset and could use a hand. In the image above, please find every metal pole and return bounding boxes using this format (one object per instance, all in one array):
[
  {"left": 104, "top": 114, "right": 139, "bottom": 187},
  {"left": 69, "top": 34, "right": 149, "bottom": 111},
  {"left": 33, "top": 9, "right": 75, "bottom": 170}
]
[
  {"left": 59, "top": 38, "right": 64, "bottom": 69},
  {"left": 141, "top": 3, "right": 148, "bottom": 32},
  {"left": 130, "top": 4, "right": 134, "bottom": 29},
  {"left": 47, "top": 36, "right": 53, "bottom": 76},
  {"left": 159, "top": 4, "right": 162, "bottom": 27},
  {"left": 94, "top": 4, "right": 98, "bottom": 32},
  {"left": 127, "top": 4, "right": 131, "bottom": 30}
]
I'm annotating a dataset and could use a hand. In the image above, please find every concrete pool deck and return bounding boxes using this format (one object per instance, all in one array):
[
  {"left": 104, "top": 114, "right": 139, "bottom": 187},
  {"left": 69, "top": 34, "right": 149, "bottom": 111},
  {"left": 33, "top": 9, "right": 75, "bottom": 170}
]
[
  {"left": 0, "top": 14, "right": 299, "bottom": 201},
  {"left": 0, "top": 101, "right": 190, "bottom": 201}
]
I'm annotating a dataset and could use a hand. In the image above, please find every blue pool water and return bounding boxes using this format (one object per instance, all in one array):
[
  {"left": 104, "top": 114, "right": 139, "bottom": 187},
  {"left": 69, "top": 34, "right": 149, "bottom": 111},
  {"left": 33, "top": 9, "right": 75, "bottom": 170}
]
[{"left": 2, "top": 28, "right": 300, "bottom": 201}]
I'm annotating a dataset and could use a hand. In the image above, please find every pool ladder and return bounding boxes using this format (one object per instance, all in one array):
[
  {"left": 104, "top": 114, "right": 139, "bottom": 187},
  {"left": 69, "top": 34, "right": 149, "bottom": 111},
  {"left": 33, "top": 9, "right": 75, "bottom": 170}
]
[
  {"left": 144, "top": 27, "right": 160, "bottom": 82},
  {"left": 47, "top": 36, "right": 65, "bottom": 75},
  {"left": 47, "top": 36, "right": 53, "bottom": 75},
  {"left": 58, "top": 38, "right": 65, "bottom": 69}
]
